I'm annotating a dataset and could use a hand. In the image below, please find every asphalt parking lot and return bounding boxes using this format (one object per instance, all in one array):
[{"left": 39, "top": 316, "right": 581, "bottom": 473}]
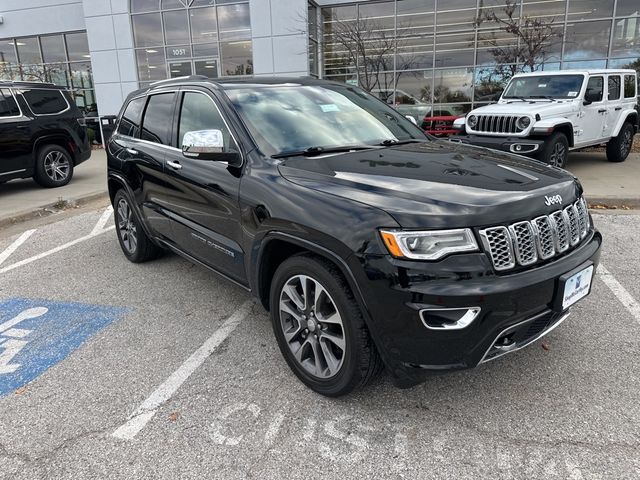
[{"left": 0, "top": 206, "right": 639, "bottom": 479}]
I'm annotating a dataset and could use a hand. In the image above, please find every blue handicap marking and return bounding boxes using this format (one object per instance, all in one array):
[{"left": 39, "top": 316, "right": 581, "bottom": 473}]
[{"left": 0, "top": 298, "right": 128, "bottom": 397}]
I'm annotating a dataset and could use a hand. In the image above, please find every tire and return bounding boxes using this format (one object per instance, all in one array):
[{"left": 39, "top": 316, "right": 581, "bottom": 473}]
[
  {"left": 537, "top": 132, "right": 569, "bottom": 168},
  {"left": 606, "top": 122, "right": 635, "bottom": 163},
  {"left": 34, "top": 144, "right": 74, "bottom": 188},
  {"left": 269, "top": 254, "right": 382, "bottom": 397},
  {"left": 113, "top": 190, "right": 163, "bottom": 263}
]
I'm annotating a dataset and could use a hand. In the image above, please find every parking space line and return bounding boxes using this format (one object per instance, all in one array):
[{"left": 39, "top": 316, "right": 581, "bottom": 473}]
[
  {"left": 0, "top": 229, "right": 36, "bottom": 267},
  {"left": 91, "top": 206, "right": 114, "bottom": 235},
  {"left": 598, "top": 264, "right": 640, "bottom": 325},
  {"left": 112, "top": 300, "right": 253, "bottom": 441},
  {"left": 0, "top": 215, "right": 115, "bottom": 275}
]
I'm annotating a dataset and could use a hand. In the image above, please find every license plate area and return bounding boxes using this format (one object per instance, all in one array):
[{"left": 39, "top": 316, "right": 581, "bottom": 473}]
[{"left": 554, "top": 262, "right": 594, "bottom": 312}]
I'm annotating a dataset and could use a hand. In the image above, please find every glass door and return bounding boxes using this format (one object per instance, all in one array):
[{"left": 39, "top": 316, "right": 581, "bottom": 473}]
[
  {"left": 194, "top": 59, "right": 219, "bottom": 78},
  {"left": 168, "top": 61, "right": 193, "bottom": 78}
]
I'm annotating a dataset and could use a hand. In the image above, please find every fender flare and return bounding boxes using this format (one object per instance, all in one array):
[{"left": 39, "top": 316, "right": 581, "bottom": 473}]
[
  {"left": 611, "top": 109, "right": 638, "bottom": 137},
  {"left": 107, "top": 172, "right": 157, "bottom": 243},
  {"left": 32, "top": 133, "right": 76, "bottom": 161},
  {"left": 532, "top": 119, "right": 575, "bottom": 146}
]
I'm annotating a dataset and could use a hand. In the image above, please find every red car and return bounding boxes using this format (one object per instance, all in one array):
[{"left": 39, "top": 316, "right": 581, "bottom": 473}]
[{"left": 421, "top": 114, "right": 462, "bottom": 137}]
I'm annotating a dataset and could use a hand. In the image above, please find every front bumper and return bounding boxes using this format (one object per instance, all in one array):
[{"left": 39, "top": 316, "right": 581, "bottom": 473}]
[
  {"left": 453, "top": 134, "right": 545, "bottom": 156},
  {"left": 351, "top": 229, "right": 602, "bottom": 387}
]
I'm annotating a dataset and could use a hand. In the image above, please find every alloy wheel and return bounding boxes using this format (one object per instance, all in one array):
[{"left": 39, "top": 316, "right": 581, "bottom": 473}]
[
  {"left": 621, "top": 129, "right": 632, "bottom": 157},
  {"left": 117, "top": 198, "right": 138, "bottom": 254},
  {"left": 43, "top": 151, "right": 70, "bottom": 182},
  {"left": 549, "top": 142, "right": 566, "bottom": 167},
  {"left": 279, "top": 274, "right": 346, "bottom": 379}
]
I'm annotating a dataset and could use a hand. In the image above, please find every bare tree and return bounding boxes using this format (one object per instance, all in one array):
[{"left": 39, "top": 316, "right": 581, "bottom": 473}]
[{"left": 475, "top": 0, "right": 563, "bottom": 74}]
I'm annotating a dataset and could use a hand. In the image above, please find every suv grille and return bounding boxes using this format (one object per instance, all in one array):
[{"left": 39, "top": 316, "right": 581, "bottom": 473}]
[
  {"left": 479, "top": 197, "right": 590, "bottom": 272},
  {"left": 473, "top": 115, "right": 524, "bottom": 134}
]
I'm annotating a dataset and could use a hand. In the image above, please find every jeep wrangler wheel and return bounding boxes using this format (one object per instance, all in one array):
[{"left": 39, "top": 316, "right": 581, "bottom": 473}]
[
  {"left": 606, "top": 122, "right": 634, "bottom": 163},
  {"left": 34, "top": 145, "right": 74, "bottom": 188},
  {"left": 538, "top": 132, "right": 568, "bottom": 168},
  {"left": 270, "top": 255, "right": 382, "bottom": 396}
]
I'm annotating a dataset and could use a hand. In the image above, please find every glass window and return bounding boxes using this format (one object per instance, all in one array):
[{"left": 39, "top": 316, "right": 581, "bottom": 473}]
[
  {"left": 0, "top": 40, "right": 18, "bottom": 66},
  {"left": 166, "top": 45, "right": 192, "bottom": 59},
  {"left": 193, "top": 43, "right": 219, "bottom": 57},
  {"left": 567, "top": 0, "right": 614, "bottom": 20},
  {"left": 434, "top": 68, "right": 473, "bottom": 104},
  {"left": 308, "top": 3, "right": 318, "bottom": 40},
  {"left": 608, "top": 75, "right": 621, "bottom": 100},
  {"left": 136, "top": 48, "right": 167, "bottom": 81},
  {"left": 436, "top": 0, "right": 479, "bottom": 33},
  {"left": 131, "top": 0, "right": 160, "bottom": 13},
  {"left": 564, "top": 21, "right": 611, "bottom": 61},
  {"left": 191, "top": 0, "right": 215, "bottom": 6},
  {"left": 194, "top": 59, "right": 218, "bottom": 77},
  {"left": 65, "top": 33, "right": 90, "bottom": 61},
  {"left": 118, "top": 96, "right": 146, "bottom": 137},
  {"left": 397, "top": 0, "right": 435, "bottom": 70},
  {"left": 163, "top": 10, "right": 190, "bottom": 45},
  {"left": 0, "top": 89, "right": 20, "bottom": 117},
  {"left": 190, "top": 7, "right": 217, "bottom": 44},
  {"left": 161, "top": 0, "right": 183, "bottom": 8},
  {"left": 141, "top": 93, "right": 176, "bottom": 145},
  {"left": 522, "top": 0, "right": 566, "bottom": 19},
  {"left": 474, "top": 67, "right": 511, "bottom": 101},
  {"left": 358, "top": 1, "right": 395, "bottom": 39},
  {"left": 477, "top": 0, "right": 522, "bottom": 25},
  {"left": 16, "top": 37, "right": 41, "bottom": 64},
  {"left": 132, "top": 13, "right": 164, "bottom": 47},
  {"left": 624, "top": 75, "right": 637, "bottom": 98},
  {"left": 563, "top": 59, "right": 607, "bottom": 69},
  {"left": 322, "top": 6, "right": 358, "bottom": 75},
  {"left": 40, "top": 35, "right": 66, "bottom": 63},
  {"left": 586, "top": 76, "right": 604, "bottom": 102},
  {"left": 169, "top": 61, "right": 192, "bottom": 77},
  {"left": 22, "top": 89, "right": 68, "bottom": 114},
  {"left": 70, "top": 62, "right": 93, "bottom": 89},
  {"left": 616, "top": 0, "right": 640, "bottom": 17},
  {"left": 45, "top": 64, "right": 70, "bottom": 87},
  {"left": 178, "top": 92, "right": 232, "bottom": 149},
  {"left": 220, "top": 41, "right": 253, "bottom": 76},
  {"left": 611, "top": 17, "right": 640, "bottom": 58},
  {"left": 218, "top": 4, "right": 252, "bottom": 41}
]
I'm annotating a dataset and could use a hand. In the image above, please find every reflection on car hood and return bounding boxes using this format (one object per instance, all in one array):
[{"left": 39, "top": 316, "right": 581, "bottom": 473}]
[
  {"left": 471, "top": 101, "right": 577, "bottom": 117},
  {"left": 277, "top": 141, "right": 582, "bottom": 229}
]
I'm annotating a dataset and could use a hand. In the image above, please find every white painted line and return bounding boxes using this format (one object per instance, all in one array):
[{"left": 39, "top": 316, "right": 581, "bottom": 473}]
[
  {"left": 91, "top": 205, "right": 114, "bottom": 236},
  {"left": 112, "top": 300, "right": 253, "bottom": 441},
  {"left": 0, "top": 229, "right": 36, "bottom": 267},
  {"left": 0, "top": 227, "right": 114, "bottom": 274},
  {"left": 598, "top": 264, "right": 640, "bottom": 325},
  {"left": 264, "top": 412, "right": 286, "bottom": 444}
]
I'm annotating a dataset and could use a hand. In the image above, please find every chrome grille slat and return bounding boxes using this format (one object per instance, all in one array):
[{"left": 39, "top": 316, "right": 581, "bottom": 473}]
[
  {"left": 480, "top": 198, "right": 591, "bottom": 272},
  {"left": 472, "top": 115, "right": 522, "bottom": 134}
]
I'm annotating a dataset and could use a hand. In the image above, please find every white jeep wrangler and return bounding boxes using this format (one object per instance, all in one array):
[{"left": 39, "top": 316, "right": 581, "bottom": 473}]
[{"left": 453, "top": 70, "right": 639, "bottom": 167}]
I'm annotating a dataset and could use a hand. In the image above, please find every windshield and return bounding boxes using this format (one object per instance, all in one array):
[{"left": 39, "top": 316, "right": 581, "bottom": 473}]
[
  {"left": 225, "top": 84, "right": 427, "bottom": 156},
  {"left": 503, "top": 75, "right": 585, "bottom": 99}
]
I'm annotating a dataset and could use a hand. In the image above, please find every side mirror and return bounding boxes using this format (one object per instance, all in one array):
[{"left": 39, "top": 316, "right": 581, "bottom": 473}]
[
  {"left": 583, "top": 90, "right": 600, "bottom": 105},
  {"left": 182, "top": 129, "right": 241, "bottom": 166},
  {"left": 405, "top": 115, "right": 418, "bottom": 125}
]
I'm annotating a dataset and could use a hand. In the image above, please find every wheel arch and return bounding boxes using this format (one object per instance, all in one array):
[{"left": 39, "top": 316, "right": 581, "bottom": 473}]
[
  {"left": 33, "top": 134, "right": 77, "bottom": 164},
  {"left": 552, "top": 123, "right": 574, "bottom": 147}
]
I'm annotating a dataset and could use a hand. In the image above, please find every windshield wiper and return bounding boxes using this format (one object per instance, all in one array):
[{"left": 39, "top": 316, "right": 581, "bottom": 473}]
[
  {"left": 271, "top": 144, "right": 378, "bottom": 159},
  {"left": 505, "top": 96, "right": 531, "bottom": 103},
  {"left": 530, "top": 95, "right": 557, "bottom": 102},
  {"left": 377, "top": 139, "right": 427, "bottom": 146}
]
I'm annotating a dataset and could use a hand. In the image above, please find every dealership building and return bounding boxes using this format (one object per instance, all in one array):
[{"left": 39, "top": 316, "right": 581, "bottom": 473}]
[{"left": 0, "top": 0, "right": 638, "bottom": 116}]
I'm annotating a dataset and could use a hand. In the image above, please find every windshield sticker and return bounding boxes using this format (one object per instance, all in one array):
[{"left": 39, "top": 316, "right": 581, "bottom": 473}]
[
  {"left": 568, "top": 91, "right": 578, "bottom": 97},
  {"left": 538, "top": 84, "right": 547, "bottom": 88},
  {"left": 320, "top": 104, "right": 340, "bottom": 113}
]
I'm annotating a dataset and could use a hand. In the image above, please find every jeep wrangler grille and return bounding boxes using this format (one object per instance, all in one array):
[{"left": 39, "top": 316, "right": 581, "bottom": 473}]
[
  {"left": 479, "top": 197, "right": 590, "bottom": 272},
  {"left": 474, "top": 115, "right": 524, "bottom": 134}
]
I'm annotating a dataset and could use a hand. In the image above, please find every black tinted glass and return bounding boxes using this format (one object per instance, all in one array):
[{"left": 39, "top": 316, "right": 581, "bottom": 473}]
[
  {"left": 0, "top": 89, "right": 20, "bottom": 117},
  {"left": 177, "top": 92, "right": 230, "bottom": 149},
  {"left": 608, "top": 76, "right": 621, "bottom": 100},
  {"left": 22, "top": 89, "right": 67, "bottom": 114},
  {"left": 586, "top": 77, "right": 604, "bottom": 102},
  {"left": 141, "top": 93, "right": 176, "bottom": 145},
  {"left": 624, "top": 75, "right": 636, "bottom": 98},
  {"left": 118, "top": 97, "right": 146, "bottom": 137}
]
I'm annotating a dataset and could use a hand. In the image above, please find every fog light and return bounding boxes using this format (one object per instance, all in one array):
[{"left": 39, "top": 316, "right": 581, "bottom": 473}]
[{"left": 515, "top": 144, "right": 522, "bottom": 151}]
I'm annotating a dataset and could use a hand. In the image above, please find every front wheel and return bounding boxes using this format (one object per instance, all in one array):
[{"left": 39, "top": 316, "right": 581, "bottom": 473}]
[
  {"left": 538, "top": 132, "right": 569, "bottom": 168},
  {"left": 606, "top": 122, "right": 634, "bottom": 163},
  {"left": 113, "top": 190, "right": 163, "bottom": 263},
  {"left": 270, "top": 255, "right": 382, "bottom": 397}
]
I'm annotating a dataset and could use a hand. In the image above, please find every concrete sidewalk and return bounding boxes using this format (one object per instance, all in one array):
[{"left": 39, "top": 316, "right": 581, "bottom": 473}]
[
  {"left": 566, "top": 152, "right": 640, "bottom": 207},
  {"left": 0, "top": 150, "right": 107, "bottom": 225}
]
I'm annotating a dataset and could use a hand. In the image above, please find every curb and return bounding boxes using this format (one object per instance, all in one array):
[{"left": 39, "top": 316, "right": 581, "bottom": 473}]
[
  {"left": 585, "top": 196, "right": 640, "bottom": 210},
  {"left": 0, "top": 191, "right": 110, "bottom": 229}
]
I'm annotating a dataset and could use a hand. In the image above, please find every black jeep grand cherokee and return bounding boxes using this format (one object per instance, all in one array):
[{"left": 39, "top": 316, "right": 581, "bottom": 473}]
[{"left": 107, "top": 77, "right": 601, "bottom": 396}]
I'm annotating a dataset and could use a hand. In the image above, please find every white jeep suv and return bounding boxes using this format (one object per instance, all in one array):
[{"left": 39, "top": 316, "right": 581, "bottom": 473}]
[{"left": 453, "top": 70, "right": 639, "bottom": 167}]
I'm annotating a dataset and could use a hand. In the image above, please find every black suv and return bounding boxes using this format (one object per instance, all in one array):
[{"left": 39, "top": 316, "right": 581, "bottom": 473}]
[
  {"left": 0, "top": 81, "right": 90, "bottom": 187},
  {"left": 107, "top": 76, "right": 602, "bottom": 396}
]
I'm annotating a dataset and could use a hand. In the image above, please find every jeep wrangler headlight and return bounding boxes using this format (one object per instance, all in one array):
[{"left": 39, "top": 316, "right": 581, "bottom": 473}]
[
  {"left": 516, "top": 116, "right": 531, "bottom": 130},
  {"left": 467, "top": 115, "right": 478, "bottom": 129},
  {"left": 380, "top": 229, "right": 478, "bottom": 260}
]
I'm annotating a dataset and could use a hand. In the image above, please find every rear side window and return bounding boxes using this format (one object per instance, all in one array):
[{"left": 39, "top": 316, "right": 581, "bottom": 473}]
[
  {"left": 117, "top": 97, "right": 146, "bottom": 137},
  {"left": 608, "top": 76, "right": 621, "bottom": 101},
  {"left": 624, "top": 75, "right": 637, "bottom": 99},
  {"left": 22, "top": 89, "right": 68, "bottom": 115},
  {"left": 0, "top": 89, "right": 20, "bottom": 117},
  {"left": 140, "top": 93, "right": 176, "bottom": 145}
]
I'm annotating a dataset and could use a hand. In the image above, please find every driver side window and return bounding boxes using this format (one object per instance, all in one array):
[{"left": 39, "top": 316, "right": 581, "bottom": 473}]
[
  {"left": 586, "top": 77, "right": 603, "bottom": 102},
  {"left": 177, "top": 92, "right": 237, "bottom": 152}
]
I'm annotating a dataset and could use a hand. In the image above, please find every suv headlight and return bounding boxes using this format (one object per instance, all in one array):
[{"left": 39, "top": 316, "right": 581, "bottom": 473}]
[
  {"left": 516, "top": 116, "right": 531, "bottom": 130},
  {"left": 467, "top": 115, "right": 478, "bottom": 129},
  {"left": 380, "top": 229, "right": 479, "bottom": 260}
]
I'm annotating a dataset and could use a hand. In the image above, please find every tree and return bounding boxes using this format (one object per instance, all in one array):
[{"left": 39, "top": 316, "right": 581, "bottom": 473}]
[{"left": 475, "top": 0, "right": 563, "bottom": 74}]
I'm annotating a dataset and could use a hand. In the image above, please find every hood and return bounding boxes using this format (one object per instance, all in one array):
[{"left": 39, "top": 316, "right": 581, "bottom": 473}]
[
  {"left": 277, "top": 141, "right": 582, "bottom": 229},
  {"left": 470, "top": 101, "right": 577, "bottom": 118}
]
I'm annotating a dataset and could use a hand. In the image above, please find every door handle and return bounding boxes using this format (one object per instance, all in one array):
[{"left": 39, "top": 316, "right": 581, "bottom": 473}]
[
  {"left": 615, "top": 107, "right": 622, "bottom": 111},
  {"left": 598, "top": 109, "right": 607, "bottom": 113},
  {"left": 126, "top": 148, "right": 138, "bottom": 155},
  {"left": 166, "top": 160, "right": 182, "bottom": 170}
]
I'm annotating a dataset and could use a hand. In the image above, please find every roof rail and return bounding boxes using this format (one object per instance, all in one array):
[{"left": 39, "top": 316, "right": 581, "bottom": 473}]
[
  {"left": 150, "top": 75, "right": 210, "bottom": 86},
  {"left": 0, "top": 80, "right": 57, "bottom": 87}
]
